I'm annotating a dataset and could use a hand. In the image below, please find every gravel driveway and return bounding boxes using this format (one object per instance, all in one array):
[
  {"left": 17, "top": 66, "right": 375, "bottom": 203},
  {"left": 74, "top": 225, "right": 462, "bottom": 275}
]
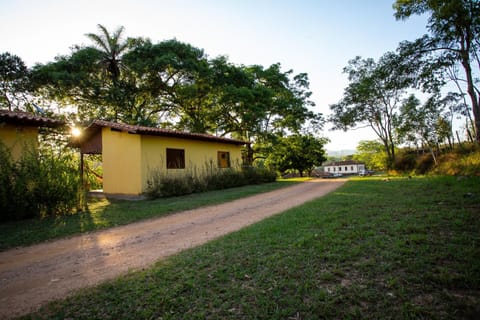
[{"left": 0, "top": 179, "right": 345, "bottom": 319}]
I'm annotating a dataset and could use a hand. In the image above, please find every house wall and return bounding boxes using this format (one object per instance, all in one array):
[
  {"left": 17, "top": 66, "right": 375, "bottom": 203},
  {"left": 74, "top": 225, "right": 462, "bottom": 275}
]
[
  {"left": 102, "top": 128, "right": 143, "bottom": 195},
  {"left": 140, "top": 135, "right": 243, "bottom": 192},
  {"left": 0, "top": 124, "right": 38, "bottom": 160},
  {"left": 101, "top": 128, "right": 244, "bottom": 196},
  {"left": 324, "top": 163, "right": 365, "bottom": 174}
]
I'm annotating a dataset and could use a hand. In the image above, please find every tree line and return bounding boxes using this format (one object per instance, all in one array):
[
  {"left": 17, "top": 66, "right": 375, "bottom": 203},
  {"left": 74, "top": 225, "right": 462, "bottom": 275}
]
[
  {"left": 330, "top": 0, "right": 480, "bottom": 169},
  {"left": 2, "top": 0, "right": 478, "bottom": 173},
  {"left": 0, "top": 25, "right": 326, "bottom": 174}
]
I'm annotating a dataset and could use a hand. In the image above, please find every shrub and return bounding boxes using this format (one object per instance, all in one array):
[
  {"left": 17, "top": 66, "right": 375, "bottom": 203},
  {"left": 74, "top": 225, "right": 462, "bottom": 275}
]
[
  {"left": 433, "top": 149, "right": 480, "bottom": 176},
  {"left": 0, "top": 143, "right": 80, "bottom": 222},
  {"left": 394, "top": 151, "right": 417, "bottom": 172},
  {"left": 146, "top": 171, "right": 196, "bottom": 198},
  {"left": 145, "top": 164, "right": 277, "bottom": 199},
  {"left": 243, "top": 166, "right": 278, "bottom": 184},
  {"left": 415, "top": 153, "right": 435, "bottom": 174}
]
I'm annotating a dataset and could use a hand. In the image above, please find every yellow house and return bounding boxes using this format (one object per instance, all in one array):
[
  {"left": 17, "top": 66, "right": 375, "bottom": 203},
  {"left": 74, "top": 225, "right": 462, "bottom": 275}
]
[
  {"left": 74, "top": 120, "right": 249, "bottom": 197},
  {"left": 0, "top": 110, "right": 65, "bottom": 160}
]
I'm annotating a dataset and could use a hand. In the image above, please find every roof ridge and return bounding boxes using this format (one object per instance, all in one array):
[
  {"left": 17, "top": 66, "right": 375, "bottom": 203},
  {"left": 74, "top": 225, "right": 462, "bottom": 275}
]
[
  {"left": 88, "top": 119, "right": 249, "bottom": 145},
  {"left": 0, "top": 109, "right": 65, "bottom": 127}
]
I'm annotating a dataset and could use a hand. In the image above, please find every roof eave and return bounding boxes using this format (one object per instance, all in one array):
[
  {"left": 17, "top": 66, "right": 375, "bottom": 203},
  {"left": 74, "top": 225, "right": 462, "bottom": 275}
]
[{"left": 88, "top": 120, "right": 249, "bottom": 146}]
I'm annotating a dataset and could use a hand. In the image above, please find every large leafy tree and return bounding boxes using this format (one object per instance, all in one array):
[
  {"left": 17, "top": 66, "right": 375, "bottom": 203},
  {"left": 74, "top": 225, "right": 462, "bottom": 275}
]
[
  {"left": 123, "top": 39, "right": 212, "bottom": 130},
  {"left": 396, "top": 94, "right": 453, "bottom": 163},
  {"left": 353, "top": 140, "right": 388, "bottom": 170},
  {"left": 329, "top": 52, "right": 414, "bottom": 169},
  {"left": 0, "top": 52, "right": 30, "bottom": 111},
  {"left": 394, "top": 0, "right": 480, "bottom": 143},
  {"left": 31, "top": 26, "right": 322, "bottom": 165},
  {"left": 33, "top": 34, "right": 215, "bottom": 126},
  {"left": 266, "top": 134, "right": 328, "bottom": 177},
  {"left": 211, "top": 60, "right": 322, "bottom": 162},
  {"left": 32, "top": 46, "right": 115, "bottom": 121},
  {"left": 31, "top": 25, "right": 142, "bottom": 123}
]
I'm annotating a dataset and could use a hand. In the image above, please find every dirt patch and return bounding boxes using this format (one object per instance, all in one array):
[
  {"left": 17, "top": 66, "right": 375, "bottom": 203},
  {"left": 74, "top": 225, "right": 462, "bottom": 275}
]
[{"left": 0, "top": 179, "right": 345, "bottom": 319}]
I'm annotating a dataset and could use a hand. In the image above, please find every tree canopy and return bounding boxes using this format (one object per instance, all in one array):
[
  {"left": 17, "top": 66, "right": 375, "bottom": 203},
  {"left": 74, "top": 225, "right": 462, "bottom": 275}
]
[
  {"left": 329, "top": 52, "right": 414, "bottom": 169},
  {"left": 265, "top": 134, "right": 328, "bottom": 177},
  {"left": 394, "top": 0, "right": 480, "bottom": 143},
  {"left": 353, "top": 140, "right": 388, "bottom": 170},
  {"left": 0, "top": 52, "right": 30, "bottom": 111},
  {"left": 25, "top": 26, "right": 323, "bottom": 164},
  {"left": 1, "top": 25, "right": 326, "bottom": 220}
]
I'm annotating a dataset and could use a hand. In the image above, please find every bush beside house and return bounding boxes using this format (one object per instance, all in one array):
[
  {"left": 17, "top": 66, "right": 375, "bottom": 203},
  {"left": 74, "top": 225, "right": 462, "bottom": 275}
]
[
  {"left": 145, "top": 165, "right": 277, "bottom": 199},
  {"left": 0, "top": 143, "right": 80, "bottom": 221}
]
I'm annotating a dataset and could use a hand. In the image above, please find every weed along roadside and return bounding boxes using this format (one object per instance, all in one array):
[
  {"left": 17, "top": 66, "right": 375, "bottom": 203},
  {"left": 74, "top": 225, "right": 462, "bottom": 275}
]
[
  {"left": 4, "top": 176, "right": 480, "bottom": 319},
  {"left": 0, "top": 180, "right": 302, "bottom": 251},
  {"left": 0, "top": 179, "right": 345, "bottom": 319}
]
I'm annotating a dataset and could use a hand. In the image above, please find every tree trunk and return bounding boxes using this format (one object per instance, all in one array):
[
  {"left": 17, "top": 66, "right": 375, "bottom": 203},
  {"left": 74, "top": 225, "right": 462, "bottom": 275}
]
[
  {"left": 245, "top": 144, "right": 254, "bottom": 166},
  {"left": 456, "top": 130, "right": 464, "bottom": 148},
  {"left": 430, "top": 147, "right": 438, "bottom": 166},
  {"left": 460, "top": 42, "right": 480, "bottom": 143}
]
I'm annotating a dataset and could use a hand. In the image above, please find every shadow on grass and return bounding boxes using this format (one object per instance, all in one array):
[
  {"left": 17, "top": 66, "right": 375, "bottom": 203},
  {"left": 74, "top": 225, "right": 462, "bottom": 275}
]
[
  {"left": 0, "top": 180, "right": 300, "bottom": 251},
  {"left": 22, "top": 175, "right": 480, "bottom": 319}
]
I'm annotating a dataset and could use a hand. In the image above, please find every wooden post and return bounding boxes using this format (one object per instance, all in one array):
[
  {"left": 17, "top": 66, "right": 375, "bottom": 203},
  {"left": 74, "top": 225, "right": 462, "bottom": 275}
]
[{"left": 80, "top": 152, "right": 84, "bottom": 190}]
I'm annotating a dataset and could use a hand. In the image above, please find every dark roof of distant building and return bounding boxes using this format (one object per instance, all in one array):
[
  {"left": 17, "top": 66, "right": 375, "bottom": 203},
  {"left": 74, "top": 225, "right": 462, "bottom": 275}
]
[
  {"left": 324, "top": 160, "right": 364, "bottom": 166},
  {"left": 0, "top": 110, "right": 65, "bottom": 128},
  {"left": 77, "top": 120, "right": 249, "bottom": 146}
]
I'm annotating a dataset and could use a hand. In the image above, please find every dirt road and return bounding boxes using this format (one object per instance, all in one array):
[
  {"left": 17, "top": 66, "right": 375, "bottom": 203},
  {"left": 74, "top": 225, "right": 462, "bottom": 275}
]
[{"left": 0, "top": 179, "right": 345, "bottom": 319}]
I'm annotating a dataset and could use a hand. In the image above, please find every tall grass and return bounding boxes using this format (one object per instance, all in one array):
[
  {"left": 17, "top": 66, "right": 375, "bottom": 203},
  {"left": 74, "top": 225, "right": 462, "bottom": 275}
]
[
  {"left": 433, "top": 149, "right": 480, "bottom": 176},
  {"left": 24, "top": 176, "right": 480, "bottom": 319},
  {"left": 393, "top": 144, "right": 480, "bottom": 176},
  {"left": 0, "top": 142, "right": 80, "bottom": 222},
  {"left": 145, "top": 161, "right": 277, "bottom": 199}
]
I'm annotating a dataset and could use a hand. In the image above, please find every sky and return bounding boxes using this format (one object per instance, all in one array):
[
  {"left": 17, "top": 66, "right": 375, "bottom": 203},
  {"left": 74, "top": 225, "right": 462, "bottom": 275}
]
[{"left": 0, "top": 0, "right": 430, "bottom": 152}]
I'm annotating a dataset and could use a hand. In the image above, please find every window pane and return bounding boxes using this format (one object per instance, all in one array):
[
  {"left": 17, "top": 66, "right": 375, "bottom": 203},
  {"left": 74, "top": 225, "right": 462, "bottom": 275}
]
[
  {"left": 217, "top": 151, "right": 230, "bottom": 168},
  {"left": 166, "top": 148, "right": 185, "bottom": 169}
]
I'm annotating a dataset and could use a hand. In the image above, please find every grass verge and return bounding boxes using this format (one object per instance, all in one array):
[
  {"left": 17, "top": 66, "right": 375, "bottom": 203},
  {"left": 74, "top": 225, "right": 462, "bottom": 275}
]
[
  {"left": 0, "top": 180, "right": 299, "bottom": 251},
  {"left": 20, "top": 176, "right": 480, "bottom": 319}
]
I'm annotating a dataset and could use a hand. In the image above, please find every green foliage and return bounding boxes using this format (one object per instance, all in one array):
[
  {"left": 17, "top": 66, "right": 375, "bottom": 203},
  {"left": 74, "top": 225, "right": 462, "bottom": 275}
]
[
  {"left": 329, "top": 53, "right": 414, "bottom": 169},
  {"left": 31, "top": 26, "right": 322, "bottom": 162},
  {"left": 85, "top": 24, "right": 130, "bottom": 82},
  {"left": 393, "top": 150, "right": 418, "bottom": 172},
  {"left": 415, "top": 153, "right": 435, "bottom": 174},
  {"left": 266, "top": 134, "right": 328, "bottom": 176},
  {"left": 0, "top": 142, "right": 80, "bottom": 222},
  {"left": 393, "top": 145, "right": 480, "bottom": 176},
  {"left": 0, "top": 52, "right": 31, "bottom": 110},
  {"left": 145, "top": 164, "right": 276, "bottom": 199},
  {"left": 0, "top": 181, "right": 296, "bottom": 251},
  {"left": 394, "top": 0, "right": 480, "bottom": 142},
  {"left": 25, "top": 177, "right": 480, "bottom": 319},
  {"left": 396, "top": 94, "right": 455, "bottom": 151},
  {"left": 353, "top": 140, "right": 388, "bottom": 170},
  {"left": 433, "top": 146, "right": 480, "bottom": 176},
  {"left": 83, "top": 154, "right": 103, "bottom": 190}
]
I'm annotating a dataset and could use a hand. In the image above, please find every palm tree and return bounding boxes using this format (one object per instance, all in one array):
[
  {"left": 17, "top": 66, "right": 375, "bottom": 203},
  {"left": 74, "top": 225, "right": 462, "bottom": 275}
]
[{"left": 85, "top": 24, "right": 129, "bottom": 82}]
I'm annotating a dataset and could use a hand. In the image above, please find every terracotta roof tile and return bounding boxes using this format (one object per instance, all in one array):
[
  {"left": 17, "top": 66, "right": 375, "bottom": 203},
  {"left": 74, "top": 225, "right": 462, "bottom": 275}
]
[
  {"left": 85, "top": 120, "right": 249, "bottom": 145},
  {"left": 0, "top": 110, "right": 65, "bottom": 128}
]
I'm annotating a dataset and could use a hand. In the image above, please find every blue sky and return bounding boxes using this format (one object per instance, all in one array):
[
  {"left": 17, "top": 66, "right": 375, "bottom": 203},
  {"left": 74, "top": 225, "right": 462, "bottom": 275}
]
[{"left": 0, "top": 0, "right": 429, "bottom": 151}]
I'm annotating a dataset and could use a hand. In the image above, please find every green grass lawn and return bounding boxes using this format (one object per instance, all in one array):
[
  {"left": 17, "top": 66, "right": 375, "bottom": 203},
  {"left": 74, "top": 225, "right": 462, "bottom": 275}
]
[
  {"left": 0, "top": 180, "right": 301, "bottom": 251},
  {"left": 18, "top": 176, "right": 480, "bottom": 319}
]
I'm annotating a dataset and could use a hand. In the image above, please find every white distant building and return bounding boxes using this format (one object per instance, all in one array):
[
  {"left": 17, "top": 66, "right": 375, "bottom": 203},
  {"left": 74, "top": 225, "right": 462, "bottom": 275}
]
[{"left": 323, "top": 160, "right": 365, "bottom": 175}]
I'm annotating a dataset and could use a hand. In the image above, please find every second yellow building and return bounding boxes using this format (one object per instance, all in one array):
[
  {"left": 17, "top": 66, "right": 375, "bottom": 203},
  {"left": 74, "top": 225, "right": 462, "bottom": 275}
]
[{"left": 75, "top": 120, "right": 248, "bottom": 196}]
